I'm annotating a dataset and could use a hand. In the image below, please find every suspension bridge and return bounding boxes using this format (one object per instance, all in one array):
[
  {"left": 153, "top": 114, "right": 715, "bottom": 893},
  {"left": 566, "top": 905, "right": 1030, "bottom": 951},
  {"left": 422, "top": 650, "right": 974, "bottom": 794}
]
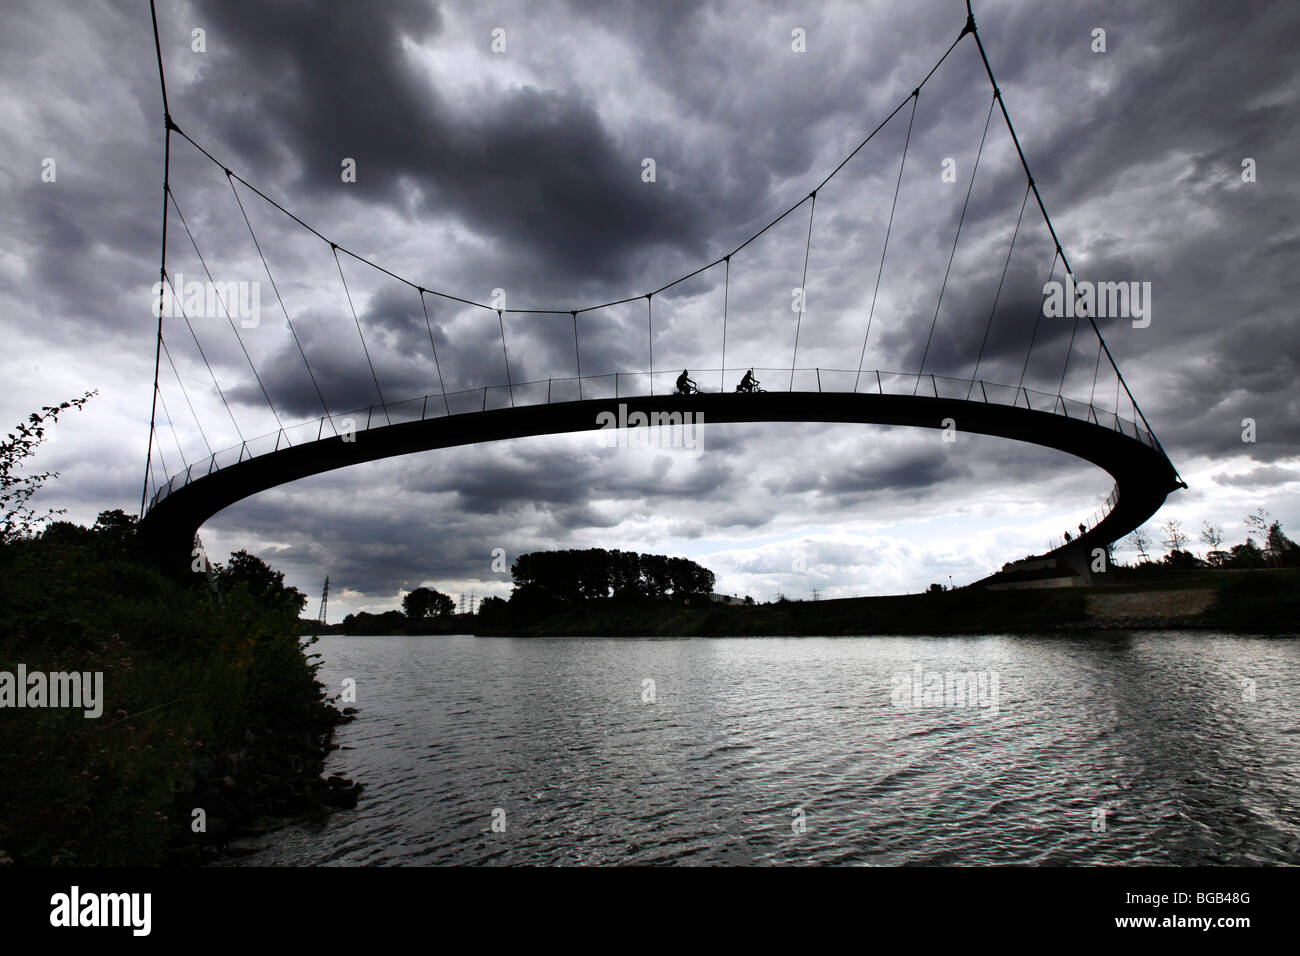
[{"left": 136, "top": 2, "right": 1185, "bottom": 581}]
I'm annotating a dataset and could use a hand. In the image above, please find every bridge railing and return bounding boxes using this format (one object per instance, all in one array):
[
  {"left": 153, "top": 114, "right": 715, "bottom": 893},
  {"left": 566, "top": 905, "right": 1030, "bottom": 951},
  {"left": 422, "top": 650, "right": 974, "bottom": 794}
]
[
  {"left": 1044, "top": 483, "right": 1122, "bottom": 555},
  {"left": 145, "top": 366, "right": 1160, "bottom": 511}
]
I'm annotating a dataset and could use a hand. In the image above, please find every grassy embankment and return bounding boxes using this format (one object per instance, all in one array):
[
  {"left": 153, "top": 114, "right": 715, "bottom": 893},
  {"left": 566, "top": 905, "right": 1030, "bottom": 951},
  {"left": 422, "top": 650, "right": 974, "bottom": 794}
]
[
  {"left": 470, "top": 568, "right": 1300, "bottom": 637},
  {"left": 0, "top": 530, "right": 341, "bottom": 866}
]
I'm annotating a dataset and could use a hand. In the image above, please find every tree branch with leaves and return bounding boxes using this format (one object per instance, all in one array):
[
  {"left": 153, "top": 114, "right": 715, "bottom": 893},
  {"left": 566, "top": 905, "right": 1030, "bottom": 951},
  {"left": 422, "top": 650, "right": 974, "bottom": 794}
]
[{"left": 0, "top": 391, "right": 96, "bottom": 544}]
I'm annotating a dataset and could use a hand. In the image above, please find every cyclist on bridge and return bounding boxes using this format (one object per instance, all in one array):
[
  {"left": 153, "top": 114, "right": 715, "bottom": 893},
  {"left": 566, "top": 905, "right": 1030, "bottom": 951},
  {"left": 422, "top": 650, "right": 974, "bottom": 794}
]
[
  {"left": 735, "top": 369, "right": 761, "bottom": 393},
  {"left": 676, "top": 370, "right": 699, "bottom": 395}
]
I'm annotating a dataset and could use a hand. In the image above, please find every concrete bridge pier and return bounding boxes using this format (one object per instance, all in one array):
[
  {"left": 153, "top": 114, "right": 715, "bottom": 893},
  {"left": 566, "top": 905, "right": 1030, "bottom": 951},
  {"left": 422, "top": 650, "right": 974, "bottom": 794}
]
[{"left": 1054, "top": 539, "right": 1098, "bottom": 586}]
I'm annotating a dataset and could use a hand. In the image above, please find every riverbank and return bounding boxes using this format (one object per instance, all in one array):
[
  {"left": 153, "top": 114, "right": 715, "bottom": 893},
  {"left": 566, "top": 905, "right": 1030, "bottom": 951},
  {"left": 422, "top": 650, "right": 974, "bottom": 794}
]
[
  {"left": 469, "top": 568, "right": 1299, "bottom": 636},
  {"left": 0, "top": 524, "right": 358, "bottom": 866}
]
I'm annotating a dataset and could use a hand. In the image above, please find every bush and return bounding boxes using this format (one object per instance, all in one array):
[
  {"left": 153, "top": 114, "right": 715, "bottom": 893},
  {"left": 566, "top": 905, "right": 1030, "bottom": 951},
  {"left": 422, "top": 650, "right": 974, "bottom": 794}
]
[{"left": 0, "top": 525, "right": 330, "bottom": 865}]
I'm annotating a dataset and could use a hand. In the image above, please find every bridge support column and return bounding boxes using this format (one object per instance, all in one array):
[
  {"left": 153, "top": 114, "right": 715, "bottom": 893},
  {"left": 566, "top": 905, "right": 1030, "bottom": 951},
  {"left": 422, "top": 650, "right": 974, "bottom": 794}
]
[{"left": 1054, "top": 539, "right": 1097, "bottom": 586}]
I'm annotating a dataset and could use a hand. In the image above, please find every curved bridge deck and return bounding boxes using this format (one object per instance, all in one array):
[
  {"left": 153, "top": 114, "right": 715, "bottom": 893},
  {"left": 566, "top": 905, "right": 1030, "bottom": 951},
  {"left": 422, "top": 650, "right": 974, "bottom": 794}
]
[{"left": 140, "top": 371, "right": 1185, "bottom": 573}]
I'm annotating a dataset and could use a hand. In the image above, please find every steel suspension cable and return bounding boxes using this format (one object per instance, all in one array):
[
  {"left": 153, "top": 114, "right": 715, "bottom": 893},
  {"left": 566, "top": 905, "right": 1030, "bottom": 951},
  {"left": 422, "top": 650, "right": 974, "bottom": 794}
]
[
  {"left": 964, "top": 0, "right": 1177, "bottom": 479},
  {"left": 226, "top": 173, "right": 335, "bottom": 435},
  {"left": 719, "top": 256, "right": 730, "bottom": 392},
  {"left": 168, "top": 189, "right": 285, "bottom": 432},
  {"left": 1018, "top": 250, "right": 1059, "bottom": 392},
  {"left": 1089, "top": 327, "right": 1104, "bottom": 407},
  {"left": 160, "top": 335, "right": 213, "bottom": 457},
  {"left": 332, "top": 244, "right": 390, "bottom": 424},
  {"left": 646, "top": 295, "right": 654, "bottom": 395},
  {"left": 163, "top": 272, "right": 245, "bottom": 442},
  {"left": 790, "top": 191, "right": 817, "bottom": 390},
  {"left": 418, "top": 289, "right": 451, "bottom": 415},
  {"left": 571, "top": 311, "right": 583, "bottom": 400},
  {"left": 856, "top": 92, "right": 918, "bottom": 392},
  {"left": 162, "top": 23, "right": 971, "bottom": 322},
  {"left": 497, "top": 311, "right": 513, "bottom": 407},
  {"left": 969, "top": 181, "right": 1030, "bottom": 398},
  {"left": 1057, "top": 295, "right": 1084, "bottom": 396},
  {"left": 154, "top": 384, "right": 184, "bottom": 474},
  {"left": 141, "top": 0, "right": 171, "bottom": 517},
  {"left": 146, "top": 444, "right": 165, "bottom": 502},
  {"left": 915, "top": 91, "right": 997, "bottom": 393}
]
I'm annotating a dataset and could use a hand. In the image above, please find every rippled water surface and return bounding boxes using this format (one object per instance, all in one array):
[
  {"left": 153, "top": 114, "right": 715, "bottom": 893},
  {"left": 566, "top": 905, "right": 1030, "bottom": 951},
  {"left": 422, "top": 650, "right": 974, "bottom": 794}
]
[{"left": 230, "top": 632, "right": 1300, "bottom": 866}]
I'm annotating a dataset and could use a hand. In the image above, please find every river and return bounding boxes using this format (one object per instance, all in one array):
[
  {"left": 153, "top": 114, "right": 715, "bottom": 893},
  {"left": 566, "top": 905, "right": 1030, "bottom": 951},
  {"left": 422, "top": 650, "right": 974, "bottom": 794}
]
[{"left": 225, "top": 632, "right": 1300, "bottom": 865}]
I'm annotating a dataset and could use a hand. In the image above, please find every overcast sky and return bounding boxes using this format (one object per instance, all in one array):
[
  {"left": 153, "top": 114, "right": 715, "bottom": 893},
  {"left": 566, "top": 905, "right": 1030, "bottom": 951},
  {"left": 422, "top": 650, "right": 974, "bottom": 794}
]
[{"left": 3, "top": 0, "right": 1298, "bottom": 616}]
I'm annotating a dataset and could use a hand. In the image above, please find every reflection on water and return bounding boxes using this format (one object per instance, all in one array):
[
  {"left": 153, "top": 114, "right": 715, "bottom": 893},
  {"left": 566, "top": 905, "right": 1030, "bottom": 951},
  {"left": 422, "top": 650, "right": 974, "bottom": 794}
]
[{"left": 226, "top": 632, "right": 1300, "bottom": 866}]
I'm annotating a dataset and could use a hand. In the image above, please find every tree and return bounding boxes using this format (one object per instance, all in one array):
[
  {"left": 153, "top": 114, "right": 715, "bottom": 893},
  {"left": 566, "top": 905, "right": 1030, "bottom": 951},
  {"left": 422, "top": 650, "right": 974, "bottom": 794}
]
[
  {"left": 91, "top": 508, "right": 139, "bottom": 558},
  {"left": 666, "top": 556, "right": 715, "bottom": 601},
  {"left": 1223, "top": 538, "right": 1267, "bottom": 569},
  {"left": 403, "top": 586, "right": 453, "bottom": 620},
  {"left": 339, "top": 609, "right": 408, "bottom": 634},
  {"left": 1161, "top": 519, "right": 1189, "bottom": 555},
  {"left": 1266, "top": 521, "right": 1300, "bottom": 568},
  {"left": 1244, "top": 507, "right": 1275, "bottom": 566},
  {"left": 1127, "top": 527, "right": 1152, "bottom": 562},
  {"left": 1161, "top": 549, "right": 1201, "bottom": 569},
  {"left": 1, "top": 391, "right": 96, "bottom": 544},
  {"left": 93, "top": 508, "right": 137, "bottom": 539},
  {"left": 220, "top": 549, "right": 307, "bottom": 614},
  {"left": 608, "top": 549, "right": 642, "bottom": 600},
  {"left": 1200, "top": 521, "right": 1226, "bottom": 566},
  {"left": 509, "top": 548, "right": 714, "bottom": 605}
]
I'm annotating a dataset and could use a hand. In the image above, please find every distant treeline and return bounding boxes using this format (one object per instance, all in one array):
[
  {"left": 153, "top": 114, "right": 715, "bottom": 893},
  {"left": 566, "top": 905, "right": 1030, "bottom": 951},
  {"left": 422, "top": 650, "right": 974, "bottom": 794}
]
[
  {"left": 510, "top": 548, "right": 714, "bottom": 604},
  {"left": 316, "top": 549, "right": 719, "bottom": 634},
  {"left": 1125, "top": 511, "right": 1300, "bottom": 570},
  {"left": 477, "top": 548, "right": 715, "bottom": 627}
]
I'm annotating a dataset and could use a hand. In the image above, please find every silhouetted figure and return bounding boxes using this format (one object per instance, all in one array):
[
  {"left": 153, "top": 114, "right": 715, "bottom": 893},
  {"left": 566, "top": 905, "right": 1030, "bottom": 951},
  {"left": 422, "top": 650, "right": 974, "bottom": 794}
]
[
  {"left": 736, "top": 369, "right": 761, "bottom": 393},
  {"left": 1063, "top": 530, "right": 1072, "bottom": 543},
  {"left": 676, "top": 370, "right": 698, "bottom": 395},
  {"left": 1079, "top": 523, "right": 1087, "bottom": 538}
]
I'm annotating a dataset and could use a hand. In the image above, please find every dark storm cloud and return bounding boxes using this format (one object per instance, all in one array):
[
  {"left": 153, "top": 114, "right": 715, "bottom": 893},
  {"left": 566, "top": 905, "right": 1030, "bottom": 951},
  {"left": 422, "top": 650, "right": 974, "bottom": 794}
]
[
  {"left": 400, "top": 441, "right": 735, "bottom": 514},
  {"left": 183, "top": 0, "right": 711, "bottom": 291},
  {"left": 1213, "top": 465, "right": 1300, "bottom": 488},
  {"left": 4, "top": 0, "right": 1300, "bottom": 612},
  {"left": 971, "top": 0, "right": 1300, "bottom": 462},
  {"left": 775, "top": 447, "right": 971, "bottom": 499}
]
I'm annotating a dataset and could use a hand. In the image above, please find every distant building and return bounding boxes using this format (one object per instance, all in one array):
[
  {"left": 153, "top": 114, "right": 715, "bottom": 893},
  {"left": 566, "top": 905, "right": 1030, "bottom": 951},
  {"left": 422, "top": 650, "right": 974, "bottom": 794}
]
[{"left": 707, "top": 593, "right": 746, "bottom": 605}]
